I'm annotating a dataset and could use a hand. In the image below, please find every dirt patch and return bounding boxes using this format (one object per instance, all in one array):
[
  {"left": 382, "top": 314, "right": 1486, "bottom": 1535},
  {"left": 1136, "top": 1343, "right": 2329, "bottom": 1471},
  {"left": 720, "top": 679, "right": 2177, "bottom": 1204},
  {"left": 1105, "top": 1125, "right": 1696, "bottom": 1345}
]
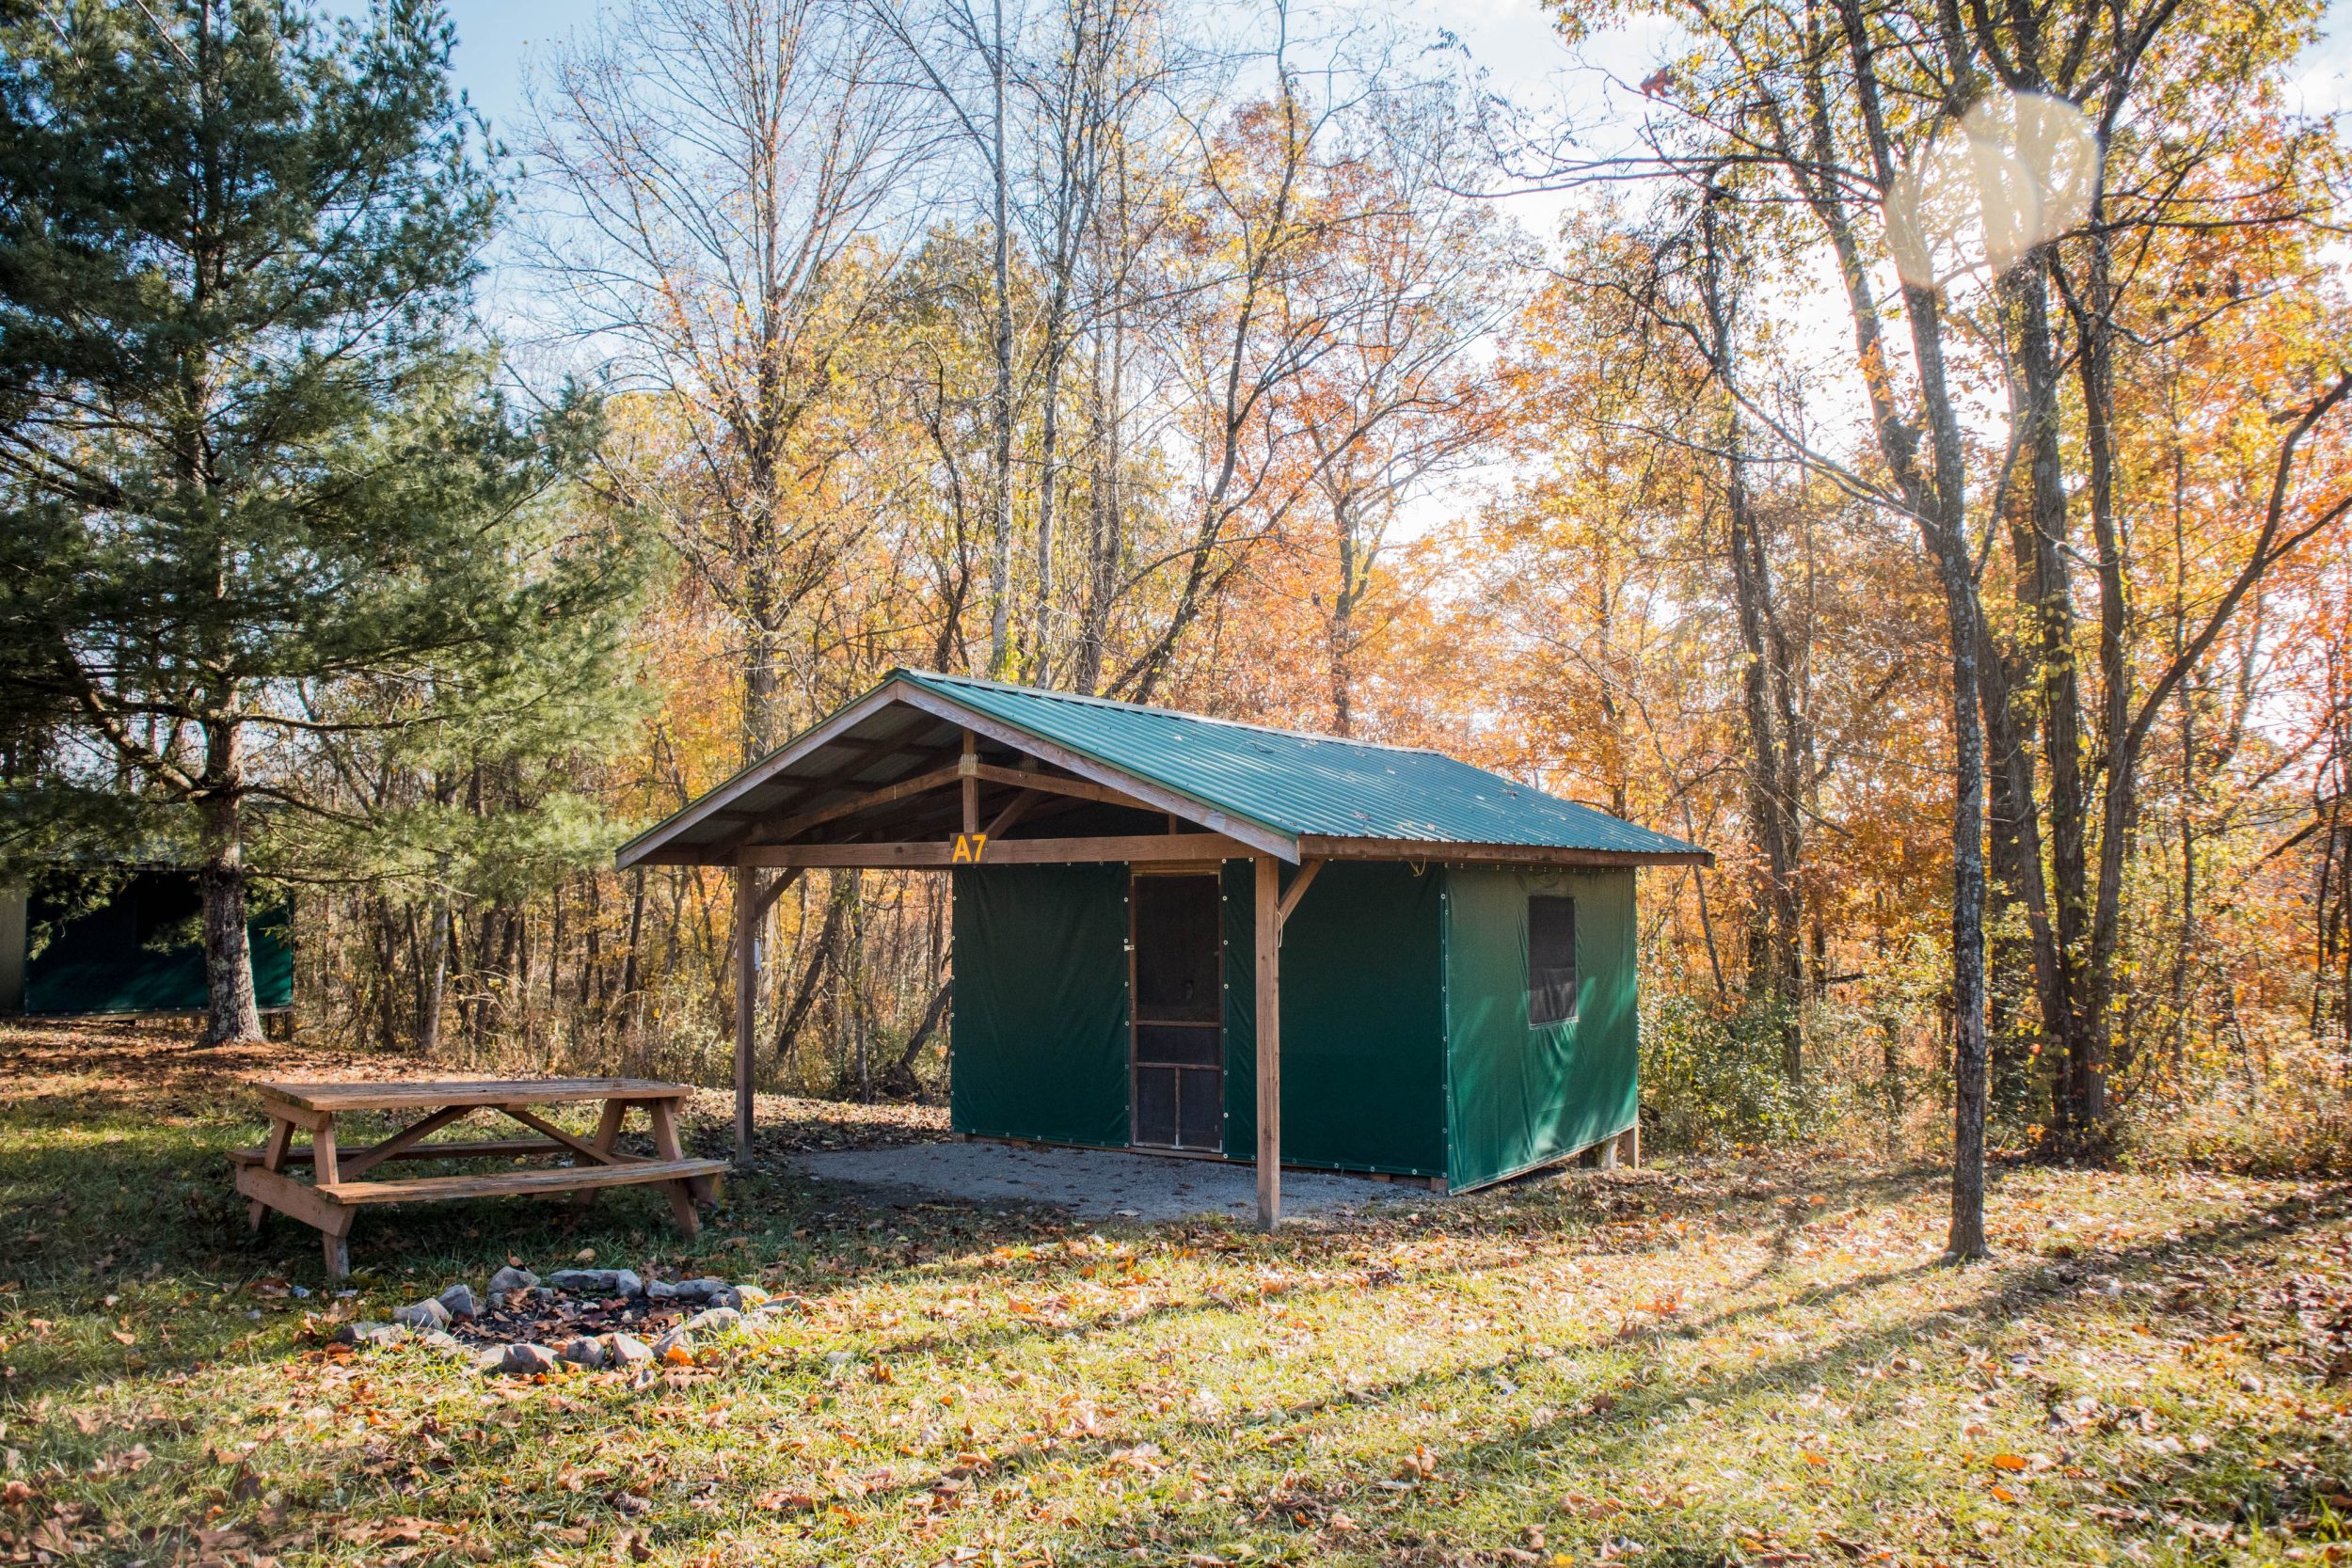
[{"left": 792, "top": 1139, "right": 1445, "bottom": 1222}]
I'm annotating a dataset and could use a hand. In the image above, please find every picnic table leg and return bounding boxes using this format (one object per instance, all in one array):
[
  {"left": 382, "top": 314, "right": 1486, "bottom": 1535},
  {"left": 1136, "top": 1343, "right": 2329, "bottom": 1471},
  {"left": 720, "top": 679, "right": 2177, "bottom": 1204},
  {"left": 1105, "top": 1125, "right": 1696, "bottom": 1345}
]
[
  {"left": 248, "top": 1117, "right": 293, "bottom": 1234},
  {"left": 312, "top": 1118, "right": 351, "bottom": 1277},
  {"left": 644, "top": 1099, "right": 705, "bottom": 1237},
  {"left": 570, "top": 1100, "right": 628, "bottom": 1209}
]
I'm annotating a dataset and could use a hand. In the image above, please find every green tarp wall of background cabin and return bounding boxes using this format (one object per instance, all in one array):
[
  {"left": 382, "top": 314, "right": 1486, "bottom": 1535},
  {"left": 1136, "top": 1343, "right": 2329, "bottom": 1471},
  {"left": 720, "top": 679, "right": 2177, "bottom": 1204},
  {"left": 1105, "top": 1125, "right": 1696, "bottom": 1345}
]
[
  {"left": 1221, "top": 860, "right": 1448, "bottom": 1179},
  {"left": 1443, "top": 865, "right": 1638, "bottom": 1189},
  {"left": 23, "top": 870, "right": 292, "bottom": 1016},
  {"left": 949, "top": 863, "right": 1132, "bottom": 1148}
]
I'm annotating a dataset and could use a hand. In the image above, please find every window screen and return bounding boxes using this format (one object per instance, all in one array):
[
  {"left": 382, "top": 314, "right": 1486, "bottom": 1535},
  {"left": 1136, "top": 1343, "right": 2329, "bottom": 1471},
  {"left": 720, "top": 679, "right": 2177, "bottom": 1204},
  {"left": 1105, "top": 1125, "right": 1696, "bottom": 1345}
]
[
  {"left": 1527, "top": 895, "right": 1578, "bottom": 1026},
  {"left": 1132, "top": 875, "right": 1221, "bottom": 1022}
]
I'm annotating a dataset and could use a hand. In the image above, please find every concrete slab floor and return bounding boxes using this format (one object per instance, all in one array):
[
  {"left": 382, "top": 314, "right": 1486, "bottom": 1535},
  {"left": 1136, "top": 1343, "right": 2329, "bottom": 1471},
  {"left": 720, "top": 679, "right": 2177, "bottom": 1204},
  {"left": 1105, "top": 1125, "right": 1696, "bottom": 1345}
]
[{"left": 789, "top": 1140, "right": 1447, "bottom": 1223}]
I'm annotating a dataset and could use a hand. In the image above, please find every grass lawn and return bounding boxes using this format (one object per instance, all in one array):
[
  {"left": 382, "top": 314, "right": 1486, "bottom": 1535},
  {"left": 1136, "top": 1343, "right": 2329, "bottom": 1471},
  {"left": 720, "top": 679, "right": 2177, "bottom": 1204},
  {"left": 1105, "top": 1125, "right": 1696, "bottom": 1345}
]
[{"left": 2, "top": 1022, "right": 2350, "bottom": 1566}]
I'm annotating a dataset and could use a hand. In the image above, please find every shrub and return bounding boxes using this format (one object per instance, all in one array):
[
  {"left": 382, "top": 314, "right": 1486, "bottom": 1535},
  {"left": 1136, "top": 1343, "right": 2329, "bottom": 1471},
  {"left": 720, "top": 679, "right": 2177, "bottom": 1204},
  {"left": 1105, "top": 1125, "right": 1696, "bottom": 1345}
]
[{"left": 1642, "top": 994, "right": 1845, "bottom": 1153}]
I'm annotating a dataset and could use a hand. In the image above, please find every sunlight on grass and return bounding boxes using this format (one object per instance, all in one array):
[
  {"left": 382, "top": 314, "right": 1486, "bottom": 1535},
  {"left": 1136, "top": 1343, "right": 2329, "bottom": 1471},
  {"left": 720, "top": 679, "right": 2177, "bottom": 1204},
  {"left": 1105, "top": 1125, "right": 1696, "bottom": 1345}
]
[{"left": 3, "top": 1022, "right": 2350, "bottom": 1565}]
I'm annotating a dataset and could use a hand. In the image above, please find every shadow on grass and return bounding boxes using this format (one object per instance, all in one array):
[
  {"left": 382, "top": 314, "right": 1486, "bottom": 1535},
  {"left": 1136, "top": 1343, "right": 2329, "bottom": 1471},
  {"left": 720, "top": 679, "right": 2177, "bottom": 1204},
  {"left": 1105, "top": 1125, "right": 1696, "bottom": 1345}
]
[
  {"left": 738, "top": 1176, "right": 2348, "bottom": 1563},
  {"left": 10, "top": 1026, "right": 2343, "bottom": 1568}
]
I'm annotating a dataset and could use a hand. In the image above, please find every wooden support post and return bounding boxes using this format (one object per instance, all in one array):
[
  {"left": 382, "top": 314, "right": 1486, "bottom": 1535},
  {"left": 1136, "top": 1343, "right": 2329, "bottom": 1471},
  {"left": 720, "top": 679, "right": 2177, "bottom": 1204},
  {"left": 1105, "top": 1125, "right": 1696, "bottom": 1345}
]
[
  {"left": 310, "top": 1119, "right": 347, "bottom": 1277},
  {"left": 248, "top": 1117, "right": 292, "bottom": 1232},
  {"left": 734, "top": 863, "right": 758, "bottom": 1169},
  {"left": 1254, "top": 854, "right": 1281, "bottom": 1231},
  {"left": 647, "top": 1098, "right": 707, "bottom": 1234},
  {"left": 573, "top": 1099, "right": 628, "bottom": 1208},
  {"left": 961, "top": 730, "right": 978, "bottom": 835}
]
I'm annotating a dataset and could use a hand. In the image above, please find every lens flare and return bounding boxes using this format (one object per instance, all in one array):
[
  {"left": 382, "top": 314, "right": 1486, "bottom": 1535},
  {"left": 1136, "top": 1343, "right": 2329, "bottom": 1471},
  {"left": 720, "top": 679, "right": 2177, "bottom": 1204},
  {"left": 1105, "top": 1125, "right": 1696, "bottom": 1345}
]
[{"left": 1887, "top": 88, "right": 2100, "bottom": 287}]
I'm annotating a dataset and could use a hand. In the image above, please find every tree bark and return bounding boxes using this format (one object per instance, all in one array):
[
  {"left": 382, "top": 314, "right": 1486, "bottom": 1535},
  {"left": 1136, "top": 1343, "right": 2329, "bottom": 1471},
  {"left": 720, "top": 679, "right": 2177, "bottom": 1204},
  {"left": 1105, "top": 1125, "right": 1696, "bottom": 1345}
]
[
  {"left": 197, "top": 717, "right": 263, "bottom": 1047},
  {"left": 985, "top": 0, "right": 1017, "bottom": 677},
  {"left": 1696, "top": 198, "right": 1804, "bottom": 1073}
]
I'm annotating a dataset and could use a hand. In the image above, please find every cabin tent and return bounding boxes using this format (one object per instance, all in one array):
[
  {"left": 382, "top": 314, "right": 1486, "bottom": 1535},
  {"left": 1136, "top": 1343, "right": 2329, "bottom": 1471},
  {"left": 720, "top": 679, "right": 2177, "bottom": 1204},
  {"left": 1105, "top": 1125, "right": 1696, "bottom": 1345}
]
[
  {"left": 0, "top": 866, "right": 294, "bottom": 1018},
  {"left": 617, "top": 670, "right": 1708, "bottom": 1214}
]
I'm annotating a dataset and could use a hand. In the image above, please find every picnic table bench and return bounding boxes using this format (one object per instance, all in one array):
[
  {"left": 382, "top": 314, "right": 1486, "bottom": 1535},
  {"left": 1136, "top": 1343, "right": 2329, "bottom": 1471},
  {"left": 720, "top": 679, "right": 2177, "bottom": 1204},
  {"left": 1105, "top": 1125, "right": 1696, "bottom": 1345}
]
[{"left": 231, "top": 1077, "right": 729, "bottom": 1277}]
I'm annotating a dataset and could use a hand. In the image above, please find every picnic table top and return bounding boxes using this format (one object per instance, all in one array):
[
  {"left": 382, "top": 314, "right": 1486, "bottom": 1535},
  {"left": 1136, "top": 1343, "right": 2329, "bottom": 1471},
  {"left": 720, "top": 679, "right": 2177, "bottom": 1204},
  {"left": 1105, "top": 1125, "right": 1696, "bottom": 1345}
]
[{"left": 249, "top": 1077, "right": 694, "bottom": 1114}]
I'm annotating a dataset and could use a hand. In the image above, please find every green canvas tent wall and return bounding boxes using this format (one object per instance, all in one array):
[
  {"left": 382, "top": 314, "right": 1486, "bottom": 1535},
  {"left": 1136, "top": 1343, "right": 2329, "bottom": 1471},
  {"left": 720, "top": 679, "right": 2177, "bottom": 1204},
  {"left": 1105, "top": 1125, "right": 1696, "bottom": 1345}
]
[
  {"left": 0, "top": 868, "right": 293, "bottom": 1018},
  {"left": 617, "top": 670, "right": 1708, "bottom": 1223},
  {"left": 947, "top": 858, "right": 1640, "bottom": 1190}
]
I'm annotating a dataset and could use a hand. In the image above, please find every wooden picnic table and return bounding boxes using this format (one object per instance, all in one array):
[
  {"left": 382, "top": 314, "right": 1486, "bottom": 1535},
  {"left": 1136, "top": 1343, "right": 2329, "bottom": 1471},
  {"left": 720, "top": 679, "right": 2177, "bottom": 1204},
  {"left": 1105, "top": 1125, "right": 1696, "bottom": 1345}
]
[{"left": 231, "top": 1077, "right": 730, "bottom": 1278}]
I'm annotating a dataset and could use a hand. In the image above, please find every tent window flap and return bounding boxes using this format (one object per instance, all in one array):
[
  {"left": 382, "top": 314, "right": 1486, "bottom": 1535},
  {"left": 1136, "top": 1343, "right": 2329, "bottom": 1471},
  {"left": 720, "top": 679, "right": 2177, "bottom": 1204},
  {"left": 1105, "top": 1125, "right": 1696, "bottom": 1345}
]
[{"left": 1527, "top": 895, "right": 1578, "bottom": 1026}]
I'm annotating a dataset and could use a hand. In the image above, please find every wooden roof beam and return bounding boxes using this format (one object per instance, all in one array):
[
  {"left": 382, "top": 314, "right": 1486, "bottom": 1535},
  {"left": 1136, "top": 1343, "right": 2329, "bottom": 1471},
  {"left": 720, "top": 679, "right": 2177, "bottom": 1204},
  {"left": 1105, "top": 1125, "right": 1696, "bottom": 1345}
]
[
  {"left": 737, "top": 833, "right": 1245, "bottom": 868},
  {"left": 751, "top": 763, "right": 966, "bottom": 846},
  {"left": 887, "top": 685, "right": 1298, "bottom": 863}
]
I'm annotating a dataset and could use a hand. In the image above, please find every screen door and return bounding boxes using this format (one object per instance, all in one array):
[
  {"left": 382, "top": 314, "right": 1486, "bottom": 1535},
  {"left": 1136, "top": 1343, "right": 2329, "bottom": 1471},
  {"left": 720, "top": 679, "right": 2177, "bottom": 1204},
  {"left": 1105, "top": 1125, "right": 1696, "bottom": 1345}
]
[{"left": 1129, "top": 872, "right": 1223, "bottom": 1150}]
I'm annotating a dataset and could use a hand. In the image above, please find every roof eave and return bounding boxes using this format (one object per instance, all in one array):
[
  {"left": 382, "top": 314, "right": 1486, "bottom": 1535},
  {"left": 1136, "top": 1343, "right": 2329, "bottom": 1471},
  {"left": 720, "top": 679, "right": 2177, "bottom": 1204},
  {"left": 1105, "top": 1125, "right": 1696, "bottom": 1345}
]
[
  {"left": 1294, "top": 834, "right": 1713, "bottom": 869},
  {"left": 612, "top": 678, "right": 921, "bottom": 872}
]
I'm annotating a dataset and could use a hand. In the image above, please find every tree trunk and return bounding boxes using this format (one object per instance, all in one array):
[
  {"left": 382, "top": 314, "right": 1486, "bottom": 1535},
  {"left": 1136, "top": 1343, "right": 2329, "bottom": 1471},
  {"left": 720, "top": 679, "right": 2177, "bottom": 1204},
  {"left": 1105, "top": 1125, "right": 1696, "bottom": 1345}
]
[
  {"left": 985, "top": 0, "right": 1016, "bottom": 677},
  {"left": 1076, "top": 297, "right": 1125, "bottom": 694},
  {"left": 1327, "top": 495, "right": 1359, "bottom": 736},
  {"left": 420, "top": 893, "right": 451, "bottom": 1056},
  {"left": 1812, "top": 0, "right": 1988, "bottom": 1256},
  {"left": 1697, "top": 198, "right": 1803, "bottom": 1074},
  {"left": 2074, "top": 214, "right": 2129, "bottom": 1137},
  {"left": 197, "top": 718, "right": 263, "bottom": 1047},
  {"left": 2003, "top": 251, "right": 2097, "bottom": 1140}
]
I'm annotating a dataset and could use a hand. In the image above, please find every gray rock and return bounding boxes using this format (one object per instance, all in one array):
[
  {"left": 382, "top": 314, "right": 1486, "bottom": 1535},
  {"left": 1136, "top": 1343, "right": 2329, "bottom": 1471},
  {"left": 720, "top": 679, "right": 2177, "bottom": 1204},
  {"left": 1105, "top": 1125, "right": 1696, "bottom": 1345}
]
[
  {"left": 683, "top": 1307, "right": 741, "bottom": 1335},
  {"left": 497, "top": 1341, "right": 559, "bottom": 1375},
  {"left": 392, "top": 1297, "right": 451, "bottom": 1331},
  {"left": 530, "top": 1286, "right": 557, "bottom": 1305},
  {"left": 604, "top": 1332, "right": 654, "bottom": 1366},
  {"left": 647, "top": 1275, "right": 726, "bottom": 1304},
  {"left": 547, "top": 1267, "right": 648, "bottom": 1299},
  {"left": 709, "top": 1282, "right": 774, "bottom": 1312},
  {"left": 332, "top": 1321, "right": 407, "bottom": 1348},
  {"left": 419, "top": 1330, "right": 469, "bottom": 1356},
  {"left": 823, "top": 1349, "right": 854, "bottom": 1367},
  {"left": 650, "top": 1328, "right": 694, "bottom": 1362},
  {"left": 437, "top": 1284, "right": 482, "bottom": 1318},
  {"left": 487, "top": 1265, "right": 538, "bottom": 1292},
  {"left": 558, "top": 1336, "right": 607, "bottom": 1369},
  {"left": 547, "top": 1267, "right": 611, "bottom": 1291}
]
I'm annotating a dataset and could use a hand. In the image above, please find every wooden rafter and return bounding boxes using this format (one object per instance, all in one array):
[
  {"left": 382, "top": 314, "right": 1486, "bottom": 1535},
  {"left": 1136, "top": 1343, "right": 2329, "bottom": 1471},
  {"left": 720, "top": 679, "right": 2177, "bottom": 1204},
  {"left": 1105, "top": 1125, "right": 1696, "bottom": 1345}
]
[
  {"left": 738, "top": 833, "right": 1243, "bottom": 869},
  {"left": 751, "top": 866, "right": 803, "bottom": 920},
  {"left": 984, "top": 789, "right": 1040, "bottom": 839},
  {"left": 753, "top": 765, "right": 966, "bottom": 845},
  {"left": 886, "top": 684, "right": 1297, "bottom": 861},
  {"left": 969, "top": 762, "right": 1153, "bottom": 811}
]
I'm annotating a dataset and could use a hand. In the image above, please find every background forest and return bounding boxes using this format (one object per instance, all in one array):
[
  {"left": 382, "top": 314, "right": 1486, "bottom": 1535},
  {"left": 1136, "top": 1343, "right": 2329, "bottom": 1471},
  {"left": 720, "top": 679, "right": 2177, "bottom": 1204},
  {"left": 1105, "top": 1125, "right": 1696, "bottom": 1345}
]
[{"left": 7, "top": 0, "right": 2352, "bottom": 1183}]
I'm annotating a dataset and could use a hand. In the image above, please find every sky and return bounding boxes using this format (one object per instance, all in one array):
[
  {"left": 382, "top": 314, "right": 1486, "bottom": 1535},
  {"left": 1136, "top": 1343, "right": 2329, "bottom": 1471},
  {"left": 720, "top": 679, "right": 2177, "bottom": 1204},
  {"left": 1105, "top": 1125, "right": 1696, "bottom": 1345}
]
[
  {"left": 421, "top": 0, "right": 2352, "bottom": 156},
  {"left": 401, "top": 0, "right": 2352, "bottom": 534}
]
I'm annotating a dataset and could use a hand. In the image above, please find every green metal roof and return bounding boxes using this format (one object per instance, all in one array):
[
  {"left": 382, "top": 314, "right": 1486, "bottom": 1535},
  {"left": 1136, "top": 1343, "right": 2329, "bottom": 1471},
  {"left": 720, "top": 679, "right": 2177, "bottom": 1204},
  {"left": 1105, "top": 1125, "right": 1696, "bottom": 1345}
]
[
  {"left": 891, "top": 671, "right": 1703, "bottom": 859},
  {"left": 615, "top": 668, "right": 1708, "bottom": 868}
]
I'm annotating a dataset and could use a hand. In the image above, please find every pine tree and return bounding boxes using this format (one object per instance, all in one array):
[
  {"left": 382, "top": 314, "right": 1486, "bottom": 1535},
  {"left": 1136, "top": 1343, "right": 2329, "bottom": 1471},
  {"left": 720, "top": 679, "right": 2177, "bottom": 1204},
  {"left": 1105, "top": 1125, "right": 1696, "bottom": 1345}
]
[{"left": 0, "top": 0, "right": 645, "bottom": 1045}]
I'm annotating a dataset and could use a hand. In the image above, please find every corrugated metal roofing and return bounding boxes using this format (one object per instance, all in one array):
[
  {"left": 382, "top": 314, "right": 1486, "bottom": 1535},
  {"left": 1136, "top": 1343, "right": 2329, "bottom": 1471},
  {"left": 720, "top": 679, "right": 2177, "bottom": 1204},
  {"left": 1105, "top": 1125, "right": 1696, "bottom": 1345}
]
[
  {"left": 615, "top": 668, "right": 1707, "bottom": 867},
  {"left": 894, "top": 671, "right": 1702, "bottom": 857}
]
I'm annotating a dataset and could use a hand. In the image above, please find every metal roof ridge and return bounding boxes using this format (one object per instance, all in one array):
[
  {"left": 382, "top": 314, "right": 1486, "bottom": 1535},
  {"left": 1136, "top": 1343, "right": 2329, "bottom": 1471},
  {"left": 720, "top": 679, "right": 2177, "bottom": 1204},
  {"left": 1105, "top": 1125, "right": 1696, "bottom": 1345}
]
[{"left": 888, "top": 667, "right": 1458, "bottom": 761}]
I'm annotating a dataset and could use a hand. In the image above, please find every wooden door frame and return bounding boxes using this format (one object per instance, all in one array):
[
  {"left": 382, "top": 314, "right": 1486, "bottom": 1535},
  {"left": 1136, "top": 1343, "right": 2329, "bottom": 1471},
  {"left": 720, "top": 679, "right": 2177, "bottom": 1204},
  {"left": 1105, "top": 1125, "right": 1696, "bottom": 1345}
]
[{"left": 1126, "top": 866, "right": 1225, "bottom": 1153}]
